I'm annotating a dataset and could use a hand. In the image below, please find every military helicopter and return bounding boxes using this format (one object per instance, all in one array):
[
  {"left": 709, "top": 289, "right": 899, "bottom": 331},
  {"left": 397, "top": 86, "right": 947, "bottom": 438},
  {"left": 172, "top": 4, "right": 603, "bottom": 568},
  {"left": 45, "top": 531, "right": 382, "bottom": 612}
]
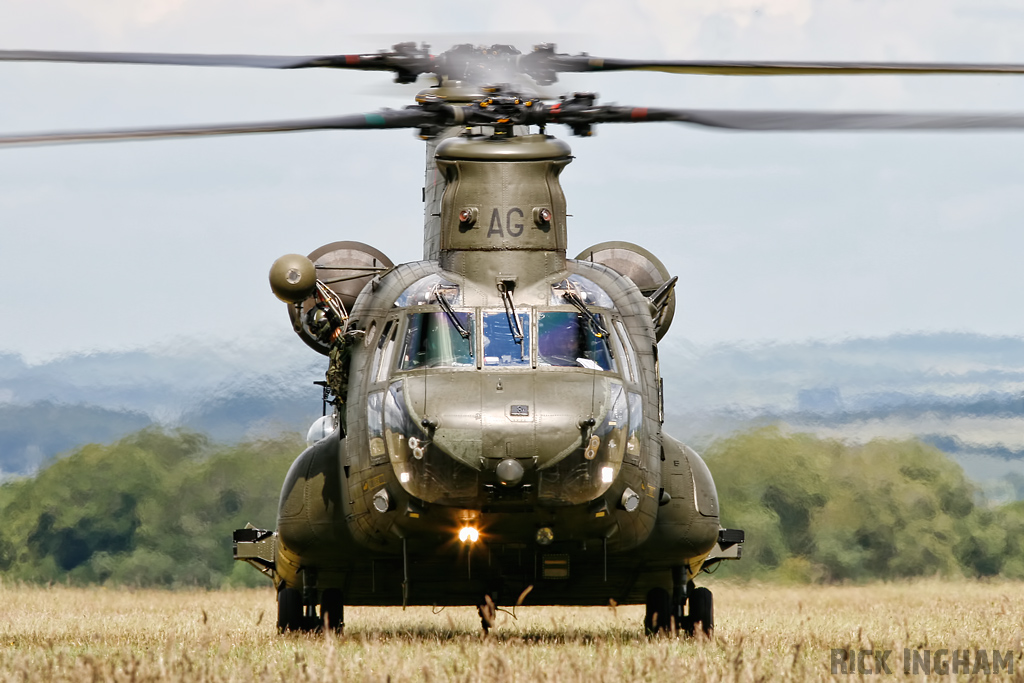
[{"left": 5, "top": 43, "right": 1024, "bottom": 637}]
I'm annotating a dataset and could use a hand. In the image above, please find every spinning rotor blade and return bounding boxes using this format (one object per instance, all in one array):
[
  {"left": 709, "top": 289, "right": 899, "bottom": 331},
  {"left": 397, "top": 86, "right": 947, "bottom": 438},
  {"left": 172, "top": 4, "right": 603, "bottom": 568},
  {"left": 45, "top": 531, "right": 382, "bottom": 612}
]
[
  {"left": 0, "top": 49, "right": 336, "bottom": 69},
  {"left": 0, "top": 108, "right": 443, "bottom": 147},
  {"left": 546, "top": 55, "right": 1024, "bottom": 77},
  {"left": 0, "top": 46, "right": 434, "bottom": 80},
  {"left": 5, "top": 93, "right": 1024, "bottom": 148},
  {"left": 11, "top": 45, "right": 1024, "bottom": 86},
  {"left": 582, "top": 107, "right": 1024, "bottom": 131}
]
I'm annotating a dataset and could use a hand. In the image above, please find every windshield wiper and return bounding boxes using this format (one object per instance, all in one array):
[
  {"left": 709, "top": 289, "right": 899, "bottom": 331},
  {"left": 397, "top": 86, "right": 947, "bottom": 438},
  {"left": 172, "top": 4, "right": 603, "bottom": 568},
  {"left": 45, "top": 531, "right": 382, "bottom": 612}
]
[
  {"left": 496, "top": 281, "right": 524, "bottom": 345},
  {"left": 562, "top": 287, "right": 609, "bottom": 338},
  {"left": 432, "top": 285, "right": 472, "bottom": 346}
]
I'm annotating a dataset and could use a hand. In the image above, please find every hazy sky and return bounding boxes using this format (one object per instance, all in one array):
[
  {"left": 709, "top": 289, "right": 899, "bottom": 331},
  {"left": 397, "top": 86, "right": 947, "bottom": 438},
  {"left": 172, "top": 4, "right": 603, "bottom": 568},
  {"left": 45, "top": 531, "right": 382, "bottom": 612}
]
[{"left": 2, "top": 0, "right": 1024, "bottom": 362}]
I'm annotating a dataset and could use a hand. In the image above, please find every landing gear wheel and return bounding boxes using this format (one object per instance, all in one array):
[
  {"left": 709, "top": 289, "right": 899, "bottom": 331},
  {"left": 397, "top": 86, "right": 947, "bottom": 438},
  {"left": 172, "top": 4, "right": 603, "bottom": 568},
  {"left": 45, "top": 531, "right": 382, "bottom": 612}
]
[
  {"left": 644, "top": 587, "right": 671, "bottom": 635},
  {"left": 277, "top": 587, "right": 303, "bottom": 632},
  {"left": 688, "top": 586, "right": 714, "bottom": 637},
  {"left": 320, "top": 588, "right": 344, "bottom": 634}
]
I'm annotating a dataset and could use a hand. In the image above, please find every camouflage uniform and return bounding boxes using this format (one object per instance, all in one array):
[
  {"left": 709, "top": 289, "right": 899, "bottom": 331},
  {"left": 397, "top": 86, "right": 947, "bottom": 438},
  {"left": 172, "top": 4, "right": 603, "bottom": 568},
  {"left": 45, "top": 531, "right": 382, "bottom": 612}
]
[
  {"left": 307, "top": 302, "right": 353, "bottom": 433},
  {"left": 326, "top": 334, "right": 353, "bottom": 432}
]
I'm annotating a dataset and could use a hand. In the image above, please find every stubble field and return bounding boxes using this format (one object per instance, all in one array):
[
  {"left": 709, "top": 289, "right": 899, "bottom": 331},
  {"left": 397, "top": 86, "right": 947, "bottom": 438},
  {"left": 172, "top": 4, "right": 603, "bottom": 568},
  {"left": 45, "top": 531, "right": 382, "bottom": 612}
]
[{"left": 1, "top": 579, "right": 1022, "bottom": 681}]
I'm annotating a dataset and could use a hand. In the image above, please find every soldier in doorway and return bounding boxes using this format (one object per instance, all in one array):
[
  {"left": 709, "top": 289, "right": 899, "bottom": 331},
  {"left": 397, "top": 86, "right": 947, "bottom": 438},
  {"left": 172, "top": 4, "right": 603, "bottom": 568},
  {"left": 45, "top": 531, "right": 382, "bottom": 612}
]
[{"left": 306, "top": 302, "right": 358, "bottom": 434}]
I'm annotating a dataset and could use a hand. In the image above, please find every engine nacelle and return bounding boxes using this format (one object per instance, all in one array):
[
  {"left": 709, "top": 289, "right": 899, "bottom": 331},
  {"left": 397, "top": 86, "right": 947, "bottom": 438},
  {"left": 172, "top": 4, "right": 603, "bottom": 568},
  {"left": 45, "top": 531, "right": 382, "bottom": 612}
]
[
  {"left": 576, "top": 241, "right": 676, "bottom": 340},
  {"left": 271, "top": 241, "right": 394, "bottom": 355}
]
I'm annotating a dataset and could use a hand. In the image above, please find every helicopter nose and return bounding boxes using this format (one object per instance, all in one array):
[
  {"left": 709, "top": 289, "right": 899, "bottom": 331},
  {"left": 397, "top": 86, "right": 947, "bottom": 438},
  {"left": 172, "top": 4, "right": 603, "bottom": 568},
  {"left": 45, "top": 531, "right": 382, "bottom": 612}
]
[
  {"left": 401, "top": 371, "right": 611, "bottom": 471},
  {"left": 390, "top": 371, "right": 628, "bottom": 505}
]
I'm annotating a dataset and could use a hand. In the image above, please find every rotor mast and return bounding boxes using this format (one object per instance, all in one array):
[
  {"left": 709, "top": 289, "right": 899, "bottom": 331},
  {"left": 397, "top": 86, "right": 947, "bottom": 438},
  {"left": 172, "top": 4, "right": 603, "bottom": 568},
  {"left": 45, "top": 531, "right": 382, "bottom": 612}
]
[{"left": 418, "top": 79, "right": 534, "bottom": 261}]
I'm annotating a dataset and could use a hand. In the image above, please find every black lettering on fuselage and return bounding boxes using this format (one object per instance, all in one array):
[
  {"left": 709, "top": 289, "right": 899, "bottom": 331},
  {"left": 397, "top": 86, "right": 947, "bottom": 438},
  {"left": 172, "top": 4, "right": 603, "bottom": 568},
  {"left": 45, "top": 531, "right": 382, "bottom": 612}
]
[
  {"left": 486, "top": 207, "right": 525, "bottom": 238},
  {"left": 487, "top": 208, "right": 504, "bottom": 238},
  {"left": 506, "top": 207, "right": 525, "bottom": 237}
]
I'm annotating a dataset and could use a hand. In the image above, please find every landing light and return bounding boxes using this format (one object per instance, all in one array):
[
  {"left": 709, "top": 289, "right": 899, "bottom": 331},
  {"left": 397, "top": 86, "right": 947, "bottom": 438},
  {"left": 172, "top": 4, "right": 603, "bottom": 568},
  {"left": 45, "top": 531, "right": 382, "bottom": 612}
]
[
  {"left": 601, "top": 466, "right": 614, "bottom": 483},
  {"left": 458, "top": 526, "right": 479, "bottom": 543}
]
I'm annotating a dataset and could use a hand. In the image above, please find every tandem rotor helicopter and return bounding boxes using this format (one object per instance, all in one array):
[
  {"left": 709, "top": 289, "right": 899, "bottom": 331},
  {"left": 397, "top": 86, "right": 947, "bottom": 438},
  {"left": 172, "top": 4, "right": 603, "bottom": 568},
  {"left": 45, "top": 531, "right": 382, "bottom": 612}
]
[{"left": 5, "top": 41, "right": 1024, "bottom": 636}]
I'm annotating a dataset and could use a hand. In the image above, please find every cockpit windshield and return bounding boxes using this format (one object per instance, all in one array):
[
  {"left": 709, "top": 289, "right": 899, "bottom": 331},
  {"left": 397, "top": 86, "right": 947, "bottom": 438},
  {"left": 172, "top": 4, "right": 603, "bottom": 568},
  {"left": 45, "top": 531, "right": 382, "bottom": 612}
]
[
  {"left": 482, "top": 311, "right": 530, "bottom": 367},
  {"left": 400, "top": 311, "right": 474, "bottom": 370},
  {"left": 538, "top": 311, "right": 616, "bottom": 371}
]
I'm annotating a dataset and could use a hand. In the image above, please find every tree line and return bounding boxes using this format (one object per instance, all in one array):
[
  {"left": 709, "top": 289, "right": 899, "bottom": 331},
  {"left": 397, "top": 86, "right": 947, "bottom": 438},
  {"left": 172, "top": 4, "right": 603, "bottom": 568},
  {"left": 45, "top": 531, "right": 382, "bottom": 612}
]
[
  {"left": 0, "top": 425, "right": 1021, "bottom": 587},
  {"left": 0, "top": 428, "right": 296, "bottom": 588},
  {"left": 705, "top": 427, "right": 1024, "bottom": 581}
]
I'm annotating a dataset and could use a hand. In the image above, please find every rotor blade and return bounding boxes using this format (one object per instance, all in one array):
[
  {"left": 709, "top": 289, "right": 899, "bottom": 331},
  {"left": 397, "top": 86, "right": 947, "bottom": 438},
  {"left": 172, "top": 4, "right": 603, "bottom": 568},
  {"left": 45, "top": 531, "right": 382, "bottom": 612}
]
[
  {"left": 0, "top": 49, "right": 410, "bottom": 71},
  {"left": 586, "top": 107, "right": 1024, "bottom": 131},
  {"left": 0, "top": 108, "right": 442, "bottom": 147},
  {"left": 549, "top": 55, "right": 1024, "bottom": 77}
]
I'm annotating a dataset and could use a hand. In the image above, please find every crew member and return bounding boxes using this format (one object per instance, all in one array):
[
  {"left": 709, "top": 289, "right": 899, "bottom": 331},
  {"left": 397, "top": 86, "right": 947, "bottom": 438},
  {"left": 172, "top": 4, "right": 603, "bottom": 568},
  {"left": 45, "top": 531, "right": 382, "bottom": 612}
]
[{"left": 307, "top": 302, "right": 355, "bottom": 433}]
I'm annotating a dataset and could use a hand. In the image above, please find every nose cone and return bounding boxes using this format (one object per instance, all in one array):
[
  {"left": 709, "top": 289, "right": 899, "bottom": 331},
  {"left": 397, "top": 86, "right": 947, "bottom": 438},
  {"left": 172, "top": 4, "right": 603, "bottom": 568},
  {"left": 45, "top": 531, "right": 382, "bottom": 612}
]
[
  {"left": 394, "top": 371, "right": 624, "bottom": 505},
  {"left": 403, "top": 372, "right": 610, "bottom": 469},
  {"left": 496, "top": 458, "right": 525, "bottom": 486}
]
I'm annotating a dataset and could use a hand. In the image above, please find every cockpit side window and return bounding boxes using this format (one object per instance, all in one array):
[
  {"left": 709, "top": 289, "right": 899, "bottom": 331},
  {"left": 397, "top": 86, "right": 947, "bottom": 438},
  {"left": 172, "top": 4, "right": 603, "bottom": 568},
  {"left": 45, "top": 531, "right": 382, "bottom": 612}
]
[
  {"left": 375, "top": 322, "right": 398, "bottom": 383},
  {"left": 370, "top": 320, "right": 393, "bottom": 384},
  {"left": 614, "top": 319, "right": 639, "bottom": 383},
  {"left": 537, "top": 311, "right": 616, "bottom": 371},
  {"left": 400, "top": 311, "right": 475, "bottom": 370},
  {"left": 395, "top": 275, "right": 461, "bottom": 307},
  {"left": 550, "top": 275, "right": 614, "bottom": 308}
]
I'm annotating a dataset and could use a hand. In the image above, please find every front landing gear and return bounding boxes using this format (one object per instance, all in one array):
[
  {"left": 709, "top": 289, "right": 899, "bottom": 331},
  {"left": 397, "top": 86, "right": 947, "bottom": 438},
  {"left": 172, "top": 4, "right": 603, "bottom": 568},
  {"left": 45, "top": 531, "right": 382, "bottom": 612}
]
[
  {"left": 644, "top": 587, "right": 672, "bottom": 635},
  {"left": 321, "top": 588, "right": 345, "bottom": 634},
  {"left": 277, "top": 587, "right": 304, "bottom": 632},
  {"left": 277, "top": 582, "right": 345, "bottom": 633},
  {"left": 645, "top": 569, "right": 714, "bottom": 637},
  {"left": 686, "top": 586, "right": 713, "bottom": 637}
]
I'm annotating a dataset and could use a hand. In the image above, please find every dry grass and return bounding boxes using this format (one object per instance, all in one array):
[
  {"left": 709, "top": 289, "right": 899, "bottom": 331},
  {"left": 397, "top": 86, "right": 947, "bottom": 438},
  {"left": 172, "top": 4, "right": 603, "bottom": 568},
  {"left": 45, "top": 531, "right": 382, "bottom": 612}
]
[{"left": 1, "top": 578, "right": 1023, "bottom": 681}]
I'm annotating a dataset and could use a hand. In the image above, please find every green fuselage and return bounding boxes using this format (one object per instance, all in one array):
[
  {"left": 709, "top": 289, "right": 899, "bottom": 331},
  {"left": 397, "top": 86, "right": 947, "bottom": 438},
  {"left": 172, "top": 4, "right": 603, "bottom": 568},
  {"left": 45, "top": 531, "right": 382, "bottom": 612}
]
[{"left": 274, "top": 133, "right": 721, "bottom": 606}]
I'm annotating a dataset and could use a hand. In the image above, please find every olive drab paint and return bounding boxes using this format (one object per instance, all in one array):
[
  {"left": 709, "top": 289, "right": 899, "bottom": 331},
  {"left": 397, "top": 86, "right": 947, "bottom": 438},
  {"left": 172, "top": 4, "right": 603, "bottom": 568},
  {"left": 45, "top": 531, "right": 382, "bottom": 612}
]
[
  {"left": 250, "top": 125, "right": 741, "bottom": 633},
  {"left": 436, "top": 135, "right": 570, "bottom": 253}
]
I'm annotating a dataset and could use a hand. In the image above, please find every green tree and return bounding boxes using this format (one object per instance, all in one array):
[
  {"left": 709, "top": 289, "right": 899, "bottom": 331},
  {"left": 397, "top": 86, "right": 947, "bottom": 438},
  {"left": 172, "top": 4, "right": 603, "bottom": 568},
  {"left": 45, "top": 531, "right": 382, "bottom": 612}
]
[
  {"left": 0, "top": 427, "right": 299, "bottom": 587},
  {"left": 705, "top": 427, "right": 1009, "bottom": 582}
]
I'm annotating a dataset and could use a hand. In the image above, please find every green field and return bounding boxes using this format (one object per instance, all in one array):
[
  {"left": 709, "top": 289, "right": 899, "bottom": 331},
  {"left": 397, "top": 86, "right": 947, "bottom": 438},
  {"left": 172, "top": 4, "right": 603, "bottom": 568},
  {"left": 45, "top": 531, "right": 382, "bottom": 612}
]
[{"left": 1, "top": 580, "right": 1021, "bottom": 681}]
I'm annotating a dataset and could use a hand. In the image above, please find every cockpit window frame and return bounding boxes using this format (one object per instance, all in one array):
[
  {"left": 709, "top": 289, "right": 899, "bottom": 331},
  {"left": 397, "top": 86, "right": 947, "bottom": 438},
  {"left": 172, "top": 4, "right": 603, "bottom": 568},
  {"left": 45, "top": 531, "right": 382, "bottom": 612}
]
[
  {"left": 382, "top": 299, "right": 628, "bottom": 378},
  {"left": 397, "top": 308, "right": 476, "bottom": 372},
  {"left": 613, "top": 319, "right": 639, "bottom": 384},
  {"left": 481, "top": 309, "right": 532, "bottom": 369},
  {"left": 375, "top": 319, "right": 399, "bottom": 384},
  {"left": 536, "top": 307, "right": 618, "bottom": 373}
]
